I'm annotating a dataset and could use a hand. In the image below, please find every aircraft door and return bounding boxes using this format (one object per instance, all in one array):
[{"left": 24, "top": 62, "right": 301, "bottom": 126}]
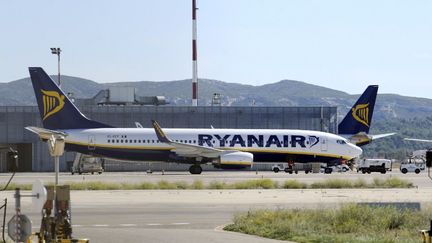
[
  {"left": 88, "top": 135, "right": 96, "bottom": 151},
  {"left": 321, "top": 138, "right": 328, "bottom": 151}
]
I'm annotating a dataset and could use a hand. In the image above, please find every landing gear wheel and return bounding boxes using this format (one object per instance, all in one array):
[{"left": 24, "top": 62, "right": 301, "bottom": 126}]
[
  {"left": 415, "top": 169, "right": 420, "bottom": 174},
  {"left": 273, "top": 168, "right": 280, "bottom": 173},
  {"left": 189, "top": 165, "right": 202, "bottom": 174}
]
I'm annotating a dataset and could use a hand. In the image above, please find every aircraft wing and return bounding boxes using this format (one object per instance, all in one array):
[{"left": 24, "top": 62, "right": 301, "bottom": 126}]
[
  {"left": 151, "top": 120, "right": 231, "bottom": 158},
  {"left": 25, "top": 126, "right": 68, "bottom": 139},
  {"left": 404, "top": 138, "right": 432, "bottom": 143}
]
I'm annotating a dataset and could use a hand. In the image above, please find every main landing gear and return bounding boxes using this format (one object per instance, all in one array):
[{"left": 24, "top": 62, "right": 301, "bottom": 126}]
[{"left": 189, "top": 164, "right": 203, "bottom": 174}]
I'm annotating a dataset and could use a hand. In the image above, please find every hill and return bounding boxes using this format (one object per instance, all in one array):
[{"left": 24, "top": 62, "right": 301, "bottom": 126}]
[{"left": 2, "top": 76, "right": 432, "bottom": 122}]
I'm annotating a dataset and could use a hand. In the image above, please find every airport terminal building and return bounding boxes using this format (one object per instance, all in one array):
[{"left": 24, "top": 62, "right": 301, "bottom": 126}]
[{"left": 0, "top": 105, "right": 338, "bottom": 172}]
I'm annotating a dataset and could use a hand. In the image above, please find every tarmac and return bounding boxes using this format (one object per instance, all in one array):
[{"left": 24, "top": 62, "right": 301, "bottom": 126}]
[{"left": 2, "top": 171, "right": 432, "bottom": 242}]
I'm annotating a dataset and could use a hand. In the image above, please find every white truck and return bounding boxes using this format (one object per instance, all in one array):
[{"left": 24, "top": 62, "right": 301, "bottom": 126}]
[
  {"left": 272, "top": 163, "right": 313, "bottom": 174},
  {"left": 70, "top": 153, "right": 104, "bottom": 175},
  {"left": 357, "top": 159, "right": 392, "bottom": 174},
  {"left": 325, "top": 164, "right": 350, "bottom": 173}
]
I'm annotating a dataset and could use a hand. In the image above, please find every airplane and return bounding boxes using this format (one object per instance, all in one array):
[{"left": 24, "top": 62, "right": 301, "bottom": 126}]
[
  {"left": 25, "top": 67, "right": 362, "bottom": 174},
  {"left": 337, "top": 85, "right": 395, "bottom": 146}
]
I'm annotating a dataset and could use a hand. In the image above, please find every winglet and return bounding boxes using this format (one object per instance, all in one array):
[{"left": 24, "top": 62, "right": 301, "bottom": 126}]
[{"left": 151, "top": 120, "right": 171, "bottom": 143}]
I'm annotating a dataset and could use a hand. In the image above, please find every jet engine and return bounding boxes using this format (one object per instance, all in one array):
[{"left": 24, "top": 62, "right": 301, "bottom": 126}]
[{"left": 213, "top": 151, "right": 254, "bottom": 169}]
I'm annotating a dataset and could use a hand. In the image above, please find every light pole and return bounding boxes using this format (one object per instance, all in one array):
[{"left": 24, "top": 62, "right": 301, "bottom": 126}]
[{"left": 50, "top": 47, "right": 62, "bottom": 87}]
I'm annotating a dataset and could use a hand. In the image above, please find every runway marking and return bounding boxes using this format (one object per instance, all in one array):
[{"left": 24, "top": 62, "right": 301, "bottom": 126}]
[
  {"left": 93, "top": 224, "right": 109, "bottom": 227},
  {"left": 120, "top": 224, "right": 137, "bottom": 227},
  {"left": 73, "top": 225, "right": 83, "bottom": 227},
  {"left": 147, "top": 223, "right": 162, "bottom": 226},
  {"left": 171, "top": 223, "right": 190, "bottom": 225}
]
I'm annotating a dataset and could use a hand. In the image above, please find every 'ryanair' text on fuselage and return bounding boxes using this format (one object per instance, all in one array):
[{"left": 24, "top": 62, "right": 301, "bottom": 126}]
[{"left": 198, "top": 134, "right": 320, "bottom": 148}]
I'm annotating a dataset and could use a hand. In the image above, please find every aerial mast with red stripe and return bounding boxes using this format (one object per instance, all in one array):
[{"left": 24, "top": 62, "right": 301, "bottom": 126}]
[{"left": 192, "top": 0, "right": 198, "bottom": 106}]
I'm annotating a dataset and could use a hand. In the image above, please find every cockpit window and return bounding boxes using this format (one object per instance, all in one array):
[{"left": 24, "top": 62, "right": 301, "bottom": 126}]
[{"left": 337, "top": 139, "right": 347, "bottom": 145}]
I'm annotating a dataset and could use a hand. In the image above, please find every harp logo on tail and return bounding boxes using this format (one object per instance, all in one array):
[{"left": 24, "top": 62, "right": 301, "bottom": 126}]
[
  {"left": 41, "top": 90, "right": 65, "bottom": 120},
  {"left": 352, "top": 103, "right": 369, "bottom": 127}
]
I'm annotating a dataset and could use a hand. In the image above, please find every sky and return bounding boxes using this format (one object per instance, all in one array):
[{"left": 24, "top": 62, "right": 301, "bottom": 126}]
[{"left": 1, "top": 0, "right": 432, "bottom": 98}]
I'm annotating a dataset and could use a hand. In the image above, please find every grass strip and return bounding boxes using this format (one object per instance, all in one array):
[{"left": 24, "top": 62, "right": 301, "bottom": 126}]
[
  {"left": 224, "top": 204, "right": 430, "bottom": 243},
  {"left": 0, "top": 177, "right": 414, "bottom": 191}
]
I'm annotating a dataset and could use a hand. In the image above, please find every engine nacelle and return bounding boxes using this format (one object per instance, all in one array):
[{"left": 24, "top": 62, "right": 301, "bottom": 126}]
[{"left": 214, "top": 151, "right": 254, "bottom": 169}]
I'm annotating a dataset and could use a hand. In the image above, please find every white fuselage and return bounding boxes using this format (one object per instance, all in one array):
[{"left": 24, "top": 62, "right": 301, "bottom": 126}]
[{"left": 61, "top": 127, "right": 362, "bottom": 163}]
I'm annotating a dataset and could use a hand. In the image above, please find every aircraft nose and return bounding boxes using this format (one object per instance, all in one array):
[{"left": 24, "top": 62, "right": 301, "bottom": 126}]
[{"left": 351, "top": 144, "right": 363, "bottom": 158}]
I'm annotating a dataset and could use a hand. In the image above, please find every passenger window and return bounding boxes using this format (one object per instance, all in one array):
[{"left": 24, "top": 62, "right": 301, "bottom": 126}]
[{"left": 116, "top": 139, "right": 119, "bottom": 143}]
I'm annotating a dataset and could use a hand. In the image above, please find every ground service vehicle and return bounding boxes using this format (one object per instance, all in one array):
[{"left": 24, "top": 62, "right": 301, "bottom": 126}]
[
  {"left": 70, "top": 153, "right": 104, "bottom": 175},
  {"left": 320, "top": 164, "right": 350, "bottom": 174},
  {"left": 400, "top": 162, "right": 422, "bottom": 174},
  {"left": 357, "top": 159, "right": 391, "bottom": 174},
  {"left": 272, "top": 163, "right": 313, "bottom": 174}
]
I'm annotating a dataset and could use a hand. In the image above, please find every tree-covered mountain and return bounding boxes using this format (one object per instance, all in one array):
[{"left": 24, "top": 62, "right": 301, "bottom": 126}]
[{"left": 2, "top": 76, "right": 432, "bottom": 123}]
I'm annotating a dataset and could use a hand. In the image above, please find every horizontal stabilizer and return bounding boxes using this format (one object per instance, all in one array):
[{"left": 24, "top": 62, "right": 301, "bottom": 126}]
[
  {"left": 347, "top": 132, "right": 396, "bottom": 146},
  {"left": 404, "top": 138, "right": 432, "bottom": 143},
  {"left": 25, "top": 126, "right": 68, "bottom": 139},
  {"left": 371, "top": 133, "right": 396, "bottom": 140}
]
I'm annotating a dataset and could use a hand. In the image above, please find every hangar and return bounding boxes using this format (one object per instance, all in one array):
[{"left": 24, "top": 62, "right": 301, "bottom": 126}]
[{"left": 0, "top": 105, "right": 337, "bottom": 172}]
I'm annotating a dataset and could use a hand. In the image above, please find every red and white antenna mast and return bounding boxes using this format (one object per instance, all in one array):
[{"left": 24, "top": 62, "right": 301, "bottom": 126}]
[{"left": 192, "top": 0, "right": 198, "bottom": 106}]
